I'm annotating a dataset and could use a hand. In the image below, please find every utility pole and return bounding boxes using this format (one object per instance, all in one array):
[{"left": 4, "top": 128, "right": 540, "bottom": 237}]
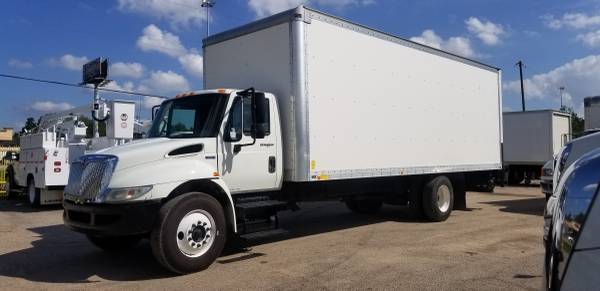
[
  {"left": 516, "top": 60, "right": 526, "bottom": 112},
  {"left": 559, "top": 86, "right": 565, "bottom": 109},
  {"left": 201, "top": 0, "right": 215, "bottom": 38}
]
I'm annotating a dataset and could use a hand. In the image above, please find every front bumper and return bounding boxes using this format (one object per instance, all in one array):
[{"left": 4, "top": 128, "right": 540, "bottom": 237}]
[{"left": 63, "top": 199, "right": 162, "bottom": 236}]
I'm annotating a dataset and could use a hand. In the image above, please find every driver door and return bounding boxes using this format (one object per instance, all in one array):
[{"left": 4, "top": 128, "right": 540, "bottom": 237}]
[{"left": 219, "top": 94, "right": 277, "bottom": 193}]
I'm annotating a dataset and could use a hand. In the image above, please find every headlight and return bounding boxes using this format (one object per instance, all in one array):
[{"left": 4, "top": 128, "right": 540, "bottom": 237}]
[{"left": 96, "top": 185, "right": 153, "bottom": 203}]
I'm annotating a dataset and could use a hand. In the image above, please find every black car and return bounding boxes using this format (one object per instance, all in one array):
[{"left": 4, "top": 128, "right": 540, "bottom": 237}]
[{"left": 544, "top": 148, "right": 600, "bottom": 290}]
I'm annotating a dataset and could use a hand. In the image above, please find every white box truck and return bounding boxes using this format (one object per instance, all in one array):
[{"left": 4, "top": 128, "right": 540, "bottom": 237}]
[
  {"left": 502, "top": 110, "right": 571, "bottom": 185},
  {"left": 584, "top": 96, "right": 600, "bottom": 132},
  {"left": 63, "top": 6, "right": 502, "bottom": 274}
]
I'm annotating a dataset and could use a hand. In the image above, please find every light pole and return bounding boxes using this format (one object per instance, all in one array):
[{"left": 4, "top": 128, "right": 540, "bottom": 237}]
[
  {"left": 201, "top": 0, "right": 215, "bottom": 38},
  {"left": 559, "top": 86, "right": 565, "bottom": 109}
]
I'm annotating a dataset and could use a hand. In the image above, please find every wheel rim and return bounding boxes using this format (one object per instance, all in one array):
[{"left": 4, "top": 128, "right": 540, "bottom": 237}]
[
  {"left": 28, "top": 181, "right": 35, "bottom": 204},
  {"left": 436, "top": 184, "right": 451, "bottom": 213},
  {"left": 176, "top": 210, "right": 216, "bottom": 258}
]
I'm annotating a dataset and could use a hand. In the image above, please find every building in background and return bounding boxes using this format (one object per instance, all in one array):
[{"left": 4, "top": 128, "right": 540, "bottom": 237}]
[{"left": 0, "top": 128, "right": 14, "bottom": 145}]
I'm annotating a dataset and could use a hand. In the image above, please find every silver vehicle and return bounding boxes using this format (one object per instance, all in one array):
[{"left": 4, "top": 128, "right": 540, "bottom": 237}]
[
  {"left": 541, "top": 160, "right": 554, "bottom": 199},
  {"left": 543, "top": 148, "right": 600, "bottom": 290}
]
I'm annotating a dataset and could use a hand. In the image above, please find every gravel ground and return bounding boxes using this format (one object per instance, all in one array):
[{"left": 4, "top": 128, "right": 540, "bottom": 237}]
[{"left": 0, "top": 186, "right": 545, "bottom": 290}]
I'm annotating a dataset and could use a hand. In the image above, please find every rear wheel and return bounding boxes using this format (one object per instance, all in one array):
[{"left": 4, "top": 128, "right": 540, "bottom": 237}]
[
  {"left": 151, "top": 192, "right": 226, "bottom": 274},
  {"left": 422, "top": 176, "right": 454, "bottom": 222},
  {"left": 87, "top": 235, "right": 142, "bottom": 251},
  {"left": 345, "top": 197, "right": 383, "bottom": 214},
  {"left": 27, "top": 177, "right": 40, "bottom": 207}
]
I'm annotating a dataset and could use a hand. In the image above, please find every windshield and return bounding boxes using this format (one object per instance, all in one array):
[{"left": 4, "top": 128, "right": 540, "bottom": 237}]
[{"left": 148, "top": 94, "right": 228, "bottom": 138}]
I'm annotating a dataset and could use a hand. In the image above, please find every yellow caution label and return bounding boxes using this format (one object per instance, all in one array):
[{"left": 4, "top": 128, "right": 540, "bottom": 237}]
[{"left": 311, "top": 160, "right": 316, "bottom": 170}]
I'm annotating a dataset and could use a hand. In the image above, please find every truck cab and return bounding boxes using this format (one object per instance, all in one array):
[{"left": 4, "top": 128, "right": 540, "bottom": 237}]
[{"left": 63, "top": 89, "right": 283, "bottom": 274}]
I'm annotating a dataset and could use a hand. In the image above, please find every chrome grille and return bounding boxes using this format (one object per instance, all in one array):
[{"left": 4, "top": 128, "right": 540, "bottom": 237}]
[{"left": 64, "top": 155, "right": 117, "bottom": 201}]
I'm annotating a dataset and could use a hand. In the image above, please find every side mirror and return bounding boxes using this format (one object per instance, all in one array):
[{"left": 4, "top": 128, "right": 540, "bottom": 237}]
[
  {"left": 252, "top": 94, "right": 268, "bottom": 139},
  {"left": 151, "top": 105, "right": 161, "bottom": 121},
  {"left": 4, "top": 151, "right": 17, "bottom": 161}
]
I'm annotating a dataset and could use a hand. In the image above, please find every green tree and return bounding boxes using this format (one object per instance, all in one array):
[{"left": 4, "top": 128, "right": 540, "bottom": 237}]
[
  {"left": 20, "top": 117, "right": 37, "bottom": 133},
  {"left": 560, "top": 106, "right": 585, "bottom": 136}
]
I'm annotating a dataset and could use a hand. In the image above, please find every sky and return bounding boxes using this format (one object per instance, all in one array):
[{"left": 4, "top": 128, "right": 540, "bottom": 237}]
[{"left": 2, "top": 0, "right": 600, "bottom": 129}]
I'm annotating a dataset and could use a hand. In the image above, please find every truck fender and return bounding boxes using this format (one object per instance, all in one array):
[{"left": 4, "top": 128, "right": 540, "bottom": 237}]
[{"left": 166, "top": 178, "right": 237, "bottom": 233}]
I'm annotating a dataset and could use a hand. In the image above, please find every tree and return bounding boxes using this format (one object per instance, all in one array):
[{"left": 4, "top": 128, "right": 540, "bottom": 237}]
[
  {"left": 560, "top": 106, "right": 585, "bottom": 136},
  {"left": 20, "top": 117, "right": 37, "bottom": 133}
]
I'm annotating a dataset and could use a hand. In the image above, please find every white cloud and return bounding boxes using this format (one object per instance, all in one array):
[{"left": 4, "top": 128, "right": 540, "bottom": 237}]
[
  {"left": 543, "top": 13, "right": 600, "bottom": 30},
  {"left": 410, "top": 30, "right": 476, "bottom": 58},
  {"left": 140, "top": 70, "right": 190, "bottom": 95},
  {"left": 8, "top": 58, "right": 33, "bottom": 69},
  {"left": 247, "top": 0, "right": 375, "bottom": 17},
  {"left": 48, "top": 54, "right": 89, "bottom": 71},
  {"left": 577, "top": 30, "right": 600, "bottom": 47},
  {"left": 110, "top": 62, "right": 145, "bottom": 79},
  {"left": 137, "top": 25, "right": 188, "bottom": 58},
  {"left": 504, "top": 55, "right": 600, "bottom": 113},
  {"left": 104, "top": 81, "right": 136, "bottom": 92},
  {"left": 142, "top": 96, "right": 164, "bottom": 109},
  {"left": 117, "top": 0, "right": 207, "bottom": 28},
  {"left": 31, "top": 101, "right": 75, "bottom": 112},
  {"left": 465, "top": 17, "right": 505, "bottom": 46},
  {"left": 178, "top": 53, "right": 204, "bottom": 79}
]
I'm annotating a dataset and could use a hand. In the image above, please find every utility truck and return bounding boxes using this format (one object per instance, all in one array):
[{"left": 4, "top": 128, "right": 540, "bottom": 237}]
[
  {"left": 63, "top": 6, "right": 502, "bottom": 274},
  {"left": 4, "top": 100, "right": 135, "bottom": 206},
  {"left": 584, "top": 96, "right": 600, "bottom": 133},
  {"left": 502, "top": 110, "right": 571, "bottom": 185}
]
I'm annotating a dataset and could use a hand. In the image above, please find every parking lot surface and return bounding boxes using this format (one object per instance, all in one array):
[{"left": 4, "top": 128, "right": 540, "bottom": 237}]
[{"left": 0, "top": 186, "right": 545, "bottom": 290}]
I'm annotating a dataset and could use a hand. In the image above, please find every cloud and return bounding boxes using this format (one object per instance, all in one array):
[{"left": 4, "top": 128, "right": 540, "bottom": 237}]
[
  {"left": 117, "top": 0, "right": 207, "bottom": 28},
  {"left": 503, "top": 55, "right": 600, "bottom": 113},
  {"left": 103, "top": 80, "right": 136, "bottom": 92},
  {"left": 137, "top": 25, "right": 188, "bottom": 58},
  {"left": 142, "top": 96, "right": 164, "bottom": 109},
  {"left": 247, "top": 0, "right": 375, "bottom": 17},
  {"left": 30, "top": 101, "right": 75, "bottom": 112},
  {"left": 465, "top": 17, "right": 505, "bottom": 46},
  {"left": 110, "top": 62, "right": 144, "bottom": 79},
  {"left": 577, "top": 30, "right": 600, "bottom": 47},
  {"left": 410, "top": 30, "right": 476, "bottom": 58},
  {"left": 8, "top": 58, "right": 33, "bottom": 69},
  {"left": 48, "top": 54, "right": 89, "bottom": 71},
  {"left": 140, "top": 70, "right": 190, "bottom": 95},
  {"left": 543, "top": 13, "right": 600, "bottom": 30},
  {"left": 178, "top": 53, "right": 204, "bottom": 79}
]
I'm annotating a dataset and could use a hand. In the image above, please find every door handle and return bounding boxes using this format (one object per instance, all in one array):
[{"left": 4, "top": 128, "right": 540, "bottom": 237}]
[{"left": 268, "top": 156, "right": 276, "bottom": 173}]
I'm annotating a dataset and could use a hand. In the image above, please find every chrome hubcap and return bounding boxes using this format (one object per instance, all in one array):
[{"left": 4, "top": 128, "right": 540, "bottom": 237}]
[
  {"left": 436, "top": 184, "right": 451, "bottom": 213},
  {"left": 176, "top": 210, "right": 215, "bottom": 258}
]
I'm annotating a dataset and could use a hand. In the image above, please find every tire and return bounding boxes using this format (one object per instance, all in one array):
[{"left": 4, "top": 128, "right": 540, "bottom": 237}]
[
  {"left": 151, "top": 192, "right": 227, "bottom": 274},
  {"left": 345, "top": 197, "right": 383, "bottom": 214},
  {"left": 5, "top": 169, "right": 19, "bottom": 199},
  {"left": 27, "top": 177, "right": 40, "bottom": 207},
  {"left": 422, "top": 176, "right": 454, "bottom": 222},
  {"left": 87, "top": 235, "right": 142, "bottom": 251},
  {"left": 545, "top": 238, "right": 560, "bottom": 291}
]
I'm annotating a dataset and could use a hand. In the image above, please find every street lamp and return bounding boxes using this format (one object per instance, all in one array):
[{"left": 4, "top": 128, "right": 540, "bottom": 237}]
[
  {"left": 559, "top": 86, "right": 565, "bottom": 108},
  {"left": 201, "top": 0, "right": 215, "bottom": 38}
]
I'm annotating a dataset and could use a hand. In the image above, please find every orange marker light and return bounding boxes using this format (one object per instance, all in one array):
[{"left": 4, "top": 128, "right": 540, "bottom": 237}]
[
  {"left": 217, "top": 89, "right": 227, "bottom": 94},
  {"left": 212, "top": 172, "right": 220, "bottom": 177}
]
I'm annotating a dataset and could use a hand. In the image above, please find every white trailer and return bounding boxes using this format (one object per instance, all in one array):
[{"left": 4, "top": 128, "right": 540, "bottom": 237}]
[
  {"left": 63, "top": 6, "right": 502, "bottom": 274},
  {"left": 585, "top": 96, "right": 600, "bottom": 132},
  {"left": 4, "top": 100, "right": 135, "bottom": 206},
  {"left": 502, "top": 110, "right": 571, "bottom": 184}
]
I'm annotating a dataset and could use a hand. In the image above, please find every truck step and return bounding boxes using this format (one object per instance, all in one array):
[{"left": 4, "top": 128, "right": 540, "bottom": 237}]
[
  {"left": 235, "top": 196, "right": 270, "bottom": 204},
  {"left": 235, "top": 200, "right": 288, "bottom": 217},
  {"left": 239, "top": 229, "right": 289, "bottom": 241}
]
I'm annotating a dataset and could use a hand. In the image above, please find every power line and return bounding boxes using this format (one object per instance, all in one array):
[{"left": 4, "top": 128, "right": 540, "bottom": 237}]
[{"left": 0, "top": 73, "right": 169, "bottom": 99}]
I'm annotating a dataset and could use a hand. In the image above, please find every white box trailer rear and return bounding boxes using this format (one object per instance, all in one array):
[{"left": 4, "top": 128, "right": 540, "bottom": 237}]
[
  {"left": 585, "top": 96, "right": 600, "bottom": 132},
  {"left": 502, "top": 110, "right": 571, "bottom": 184},
  {"left": 204, "top": 6, "right": 503, "bottom": 184}
]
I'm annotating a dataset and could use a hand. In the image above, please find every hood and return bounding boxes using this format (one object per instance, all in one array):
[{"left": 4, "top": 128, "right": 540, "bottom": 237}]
[{"left": 93, "top": 138, "right": 215, "bottom": 171}]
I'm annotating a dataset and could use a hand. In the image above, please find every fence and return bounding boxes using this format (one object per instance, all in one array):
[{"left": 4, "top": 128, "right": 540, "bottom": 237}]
[{"left": 0, "top": 146, "right": 20, "bottom": 197}]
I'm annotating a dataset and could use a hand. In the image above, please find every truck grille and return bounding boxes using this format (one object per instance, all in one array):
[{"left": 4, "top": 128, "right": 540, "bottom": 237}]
[{"left": 65, "top": 155, "right": 117, "bottom": 201}]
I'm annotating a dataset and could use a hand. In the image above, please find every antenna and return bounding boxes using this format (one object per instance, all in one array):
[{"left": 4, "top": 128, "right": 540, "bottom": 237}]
[{"left": 201, "top": 0, "right": 216, "bottom": 38}]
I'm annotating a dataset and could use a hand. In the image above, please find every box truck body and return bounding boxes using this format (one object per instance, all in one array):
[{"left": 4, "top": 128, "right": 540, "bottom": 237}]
[
  {"left": 63, "top": 6, "right": 503, "bottom": 274},
  {"left": 203, "top": 7, "right": 503, "bottom": 182},
  {"left": 585, "top": 96, "right": 600, "bottom": 131},
  {"left": 502, "top": 110, "right": 571, "bottom": 184}
]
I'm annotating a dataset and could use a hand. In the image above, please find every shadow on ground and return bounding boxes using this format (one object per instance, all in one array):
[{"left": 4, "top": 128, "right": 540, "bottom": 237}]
[
  {"left": 482, "top": 197, "right": 546, "bottom": 216},
  {"left": 0, "top": 201, "right": 452, "bottom": 283},
  {"left": 0, "top": 196, "right": 62, "bottom": 213}
]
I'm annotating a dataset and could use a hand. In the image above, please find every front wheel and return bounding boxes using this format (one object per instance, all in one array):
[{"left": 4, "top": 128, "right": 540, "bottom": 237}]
[
  {"left": 27, "top": 178, "right": 40, "bottom": 207},
  {"left": 422, "top": 176, "right": 454, "bottom": 222},
  {"left": 151, "top": 192, "right": 226, "bottom": 274},
  {"left": 5, "top": 170, "right": 19, "bottom": 199}
]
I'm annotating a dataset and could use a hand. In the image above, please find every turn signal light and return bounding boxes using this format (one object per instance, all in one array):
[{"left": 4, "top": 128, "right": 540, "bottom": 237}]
[{"left": 54, "top": 161, "right": 61, "bottom": 166}]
